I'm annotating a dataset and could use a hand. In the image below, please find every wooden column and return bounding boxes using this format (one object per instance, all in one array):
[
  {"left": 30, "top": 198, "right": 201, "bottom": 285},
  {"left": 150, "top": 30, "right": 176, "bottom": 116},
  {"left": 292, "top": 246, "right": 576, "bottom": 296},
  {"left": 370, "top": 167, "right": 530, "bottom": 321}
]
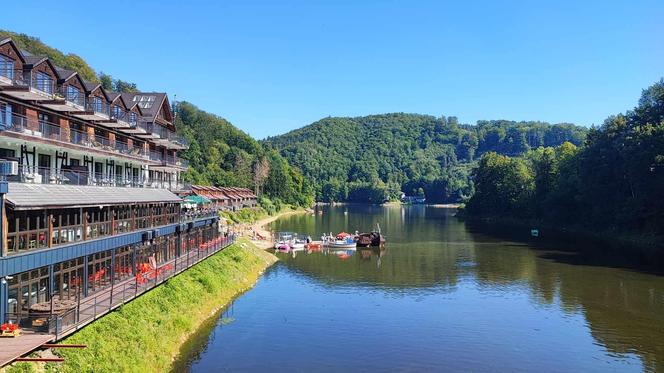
[
  {"left": 25, "top": 108, "right": 39, "bottom": 131},
  {"left": 82, "top": 209, "right": 88, "bottom": 241},
  {"left": 59, "top": 118, "right": 70, "bottom": 142},
  {"left": 111, "top": 208, "right": 116, "bottom": 236},
  {"left": 47, "top": 211, "right": 53, "bottom": 248},
  {"left": 1, "top": 196, "right": 7, "bottom": 257}
]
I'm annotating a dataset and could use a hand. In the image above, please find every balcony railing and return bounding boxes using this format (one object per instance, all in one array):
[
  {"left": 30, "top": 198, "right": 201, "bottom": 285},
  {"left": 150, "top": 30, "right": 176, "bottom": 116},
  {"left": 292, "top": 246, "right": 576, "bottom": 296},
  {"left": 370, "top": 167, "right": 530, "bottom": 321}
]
[
  {"left": 57, "top": 86, "right": 86, "bottom": 107},
  {"left": 148, "top": 151, "right": 189, "bottom": 168},
  {"left": 9, "top": 164, "right": 187, "bottom": 190},
  {"left": 0, "top": 112, "right": 148, "bottom": 158},
  {"left": 145, "top": 122, "right": 167, "bottom": 138},
  {"left": 86, "top": 100, "right": 110, "bottom": 117},
  {"left": 164, "top": 154, "right": 189, "bottom": 168},
  {"left": 110, "top": 109, "right": 130, "bottom": 124},
  {"left": 0, "top": 65, "right": 16, "bottom": 81}
]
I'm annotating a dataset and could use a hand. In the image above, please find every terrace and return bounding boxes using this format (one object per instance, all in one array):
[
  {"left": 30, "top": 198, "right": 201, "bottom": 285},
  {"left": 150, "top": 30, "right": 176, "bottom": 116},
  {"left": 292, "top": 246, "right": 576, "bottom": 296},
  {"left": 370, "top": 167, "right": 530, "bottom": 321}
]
[
  {"left": 0, "top": 70, "right": 56, "bottom": 101},
  {"left": 41, "top": 85, "right": 86, "bottom": 112},
  {"left": 0, "top": 111, "right": 149, "bottom": 160},
  {"left": 70, "top": 99, "right": 110, "bottom": 122},
  {"left": 7, "top": 164, "right": 187, "bottom": 190},
  {"left": 149, "top": 150, "right": 189, "bottom": 169}
]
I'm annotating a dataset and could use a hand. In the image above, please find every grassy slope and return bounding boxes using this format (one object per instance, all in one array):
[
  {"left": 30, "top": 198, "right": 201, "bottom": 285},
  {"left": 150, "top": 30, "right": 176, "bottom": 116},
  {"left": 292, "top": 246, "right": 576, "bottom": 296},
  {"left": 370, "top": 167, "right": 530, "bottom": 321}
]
[{"left": 26, "top": 240, "right": 277, "bottom": 373}]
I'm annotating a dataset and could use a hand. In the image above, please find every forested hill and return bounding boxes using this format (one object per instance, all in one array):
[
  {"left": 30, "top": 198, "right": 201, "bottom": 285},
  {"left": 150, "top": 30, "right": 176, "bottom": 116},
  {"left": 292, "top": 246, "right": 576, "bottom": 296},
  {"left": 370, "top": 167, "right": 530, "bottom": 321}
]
[
  {"left": 263, "top": 114, "right": 587, "bottom": 203},
  {"left": 175, "top": 102, "right": 314, "bottom": 207},
  {"left": 1, "top": 29, "right": 315, "bottom": 208},
  {"left": 465, "top": 79, "right": 664, "bottom": 243}
]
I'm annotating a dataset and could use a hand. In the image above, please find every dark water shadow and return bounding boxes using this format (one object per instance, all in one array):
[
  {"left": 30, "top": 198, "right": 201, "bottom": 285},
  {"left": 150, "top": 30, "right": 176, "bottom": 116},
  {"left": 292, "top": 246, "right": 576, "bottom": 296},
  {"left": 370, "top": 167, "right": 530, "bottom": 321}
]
[{"left": 466, "top": 219, "right": 664, "bottom": 276}]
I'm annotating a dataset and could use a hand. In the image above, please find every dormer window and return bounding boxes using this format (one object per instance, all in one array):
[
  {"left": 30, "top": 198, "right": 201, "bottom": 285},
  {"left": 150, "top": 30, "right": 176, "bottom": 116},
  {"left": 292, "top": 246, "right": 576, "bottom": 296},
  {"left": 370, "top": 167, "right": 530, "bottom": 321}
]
[
  {"left": 35, "top": 72, "right": 53, "bottom": 94},
  {"left": 91, "top": 96, "right": 103, "bottom": 113},
  {"left": 129, "top": 112, "right": 137, "bottom": 126},
  {"left": 0, "top": 55, "right": 13, "bottom": 79},
  {"left": 111, "top": 105, "right": 122, "bottom": 120},
  {"left": 65, "top": 85, "right": 82, "bottom": 105}
]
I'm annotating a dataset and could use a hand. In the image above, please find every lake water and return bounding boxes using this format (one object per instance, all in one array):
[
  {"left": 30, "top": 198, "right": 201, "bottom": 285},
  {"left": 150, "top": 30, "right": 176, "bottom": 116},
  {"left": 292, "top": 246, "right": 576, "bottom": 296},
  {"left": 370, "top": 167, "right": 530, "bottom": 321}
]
[{"left": 176, "top": 205, "right": 664, "bottom": 372}]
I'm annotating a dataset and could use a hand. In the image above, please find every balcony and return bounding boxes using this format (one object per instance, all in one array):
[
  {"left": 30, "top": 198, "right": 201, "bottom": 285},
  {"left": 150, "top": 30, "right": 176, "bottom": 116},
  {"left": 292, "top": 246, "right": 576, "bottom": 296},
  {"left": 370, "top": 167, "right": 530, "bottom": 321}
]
[
  {"left": 161, "top": 131, "right": 189, "bottom": 150},
  {"left": 136, "top": 122, "right": 163, "bottom": 140},
  {"left": 165, "top": 154, "right": 189, "bottom": 168},
  {"left": 148, "top": 150, "right": 189, "bottom": 169},
  {"left": 135, "top": 123, "right": 188, "bottom": 150},
  {"left": 0, "top": 112, "right": 148, "bottom": 159},
  {"left": 0, "top": 70, "right": 56, "bottom": 101},
  {"left": 7, "top": 164, "right": 187, "bottom": 191},
  {"left": 41, "top": 86, "right": 87, "bottom": 112},
  {"left": 71, "top": 100, "right": 111, "bottom": 121},
  {"left": 98, "top": 108, "right": 132, "bottom": 129},
  {"left": 0, "top": 65, "right": 15, "bottom": 86}
]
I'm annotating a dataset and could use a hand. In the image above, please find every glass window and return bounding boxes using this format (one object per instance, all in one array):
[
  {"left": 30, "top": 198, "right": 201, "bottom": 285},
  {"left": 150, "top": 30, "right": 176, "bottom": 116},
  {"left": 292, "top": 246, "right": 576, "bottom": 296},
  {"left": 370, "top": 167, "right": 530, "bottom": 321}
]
[
  {"left": 35, "top": 71, "right": 53, "bottom": 94},
  {"left": 0, "top": 55, "right": 14, "bottom": 79},
  {"left": 0, "top": 101, "right": 11, "bottom": 128},
  {"left": 66, "top": 85, "right": 81, "bottom": 104},
  {"left": 91, "top": 96, "right": 103, "bottom": 113},
  {"left": 111, "top": 105, "right": 122, "bottom": 120}
]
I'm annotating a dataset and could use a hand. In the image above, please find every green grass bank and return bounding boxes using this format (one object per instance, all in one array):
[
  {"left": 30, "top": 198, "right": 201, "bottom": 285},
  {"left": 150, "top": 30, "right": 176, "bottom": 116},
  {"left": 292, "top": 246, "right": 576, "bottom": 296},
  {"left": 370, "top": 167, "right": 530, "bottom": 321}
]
[{"left": 5, "top": 239, "right": 277, "bottom": 373}]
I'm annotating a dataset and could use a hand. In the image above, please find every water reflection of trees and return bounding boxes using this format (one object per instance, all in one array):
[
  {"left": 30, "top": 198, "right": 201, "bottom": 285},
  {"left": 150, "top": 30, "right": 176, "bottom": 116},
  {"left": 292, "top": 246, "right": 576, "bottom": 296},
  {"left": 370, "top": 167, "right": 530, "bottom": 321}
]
[
  {"left": 468, "top": 231, "right": 664, "bottom": 372},
  {"left": 272, "top": 206, "right": 664, "bottom": 371}
]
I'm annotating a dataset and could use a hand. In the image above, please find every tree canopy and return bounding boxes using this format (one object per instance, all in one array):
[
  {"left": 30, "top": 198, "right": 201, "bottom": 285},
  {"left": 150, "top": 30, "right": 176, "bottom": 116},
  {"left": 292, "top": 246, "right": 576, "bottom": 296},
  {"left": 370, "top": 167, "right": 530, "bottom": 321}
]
[
  {"left": 264, "top": 113, "right": 587, "bottom": 203},
  {"left": 176, "top": 102, "right": 314, "bottom": 207},
  {"left": 466, "top": 79, "right": 664, "bottom": 240}
]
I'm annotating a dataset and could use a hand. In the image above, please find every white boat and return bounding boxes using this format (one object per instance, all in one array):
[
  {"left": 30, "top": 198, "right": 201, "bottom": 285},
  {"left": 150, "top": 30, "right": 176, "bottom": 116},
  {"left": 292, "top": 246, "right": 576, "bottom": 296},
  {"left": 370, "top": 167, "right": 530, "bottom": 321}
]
[
  {"left": 325, "top": 240, "right": 356, "bottom": 249},
  {"left": 274, "top": 232, "right": 295, "bottom": 250},
  {"left": 291, "top": 239, "right": 306, "bottom": 250}
]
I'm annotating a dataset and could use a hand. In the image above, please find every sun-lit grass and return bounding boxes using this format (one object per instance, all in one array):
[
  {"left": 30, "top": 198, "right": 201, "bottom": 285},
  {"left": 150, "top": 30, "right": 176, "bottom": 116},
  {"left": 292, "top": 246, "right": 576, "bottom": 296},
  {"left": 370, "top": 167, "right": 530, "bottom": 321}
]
[{"left": 39, "top": 239, "right": 277, "bottom": 373}]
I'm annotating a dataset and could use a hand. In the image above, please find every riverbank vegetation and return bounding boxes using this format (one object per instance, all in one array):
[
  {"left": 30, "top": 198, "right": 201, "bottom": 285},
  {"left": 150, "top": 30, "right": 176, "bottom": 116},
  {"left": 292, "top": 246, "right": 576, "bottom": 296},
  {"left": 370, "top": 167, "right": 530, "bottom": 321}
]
[
  {"left": 465, "top": 79, "right": 664, "bottom": 245},
  {"left": 220, "top": 196, "right": 301, "bottom": 225},
  {"left": 264, "top": 114, "right": 587, "bottom": 203},
  {"left": 22, "top": 239, "right": 277, "bottom": 373}
]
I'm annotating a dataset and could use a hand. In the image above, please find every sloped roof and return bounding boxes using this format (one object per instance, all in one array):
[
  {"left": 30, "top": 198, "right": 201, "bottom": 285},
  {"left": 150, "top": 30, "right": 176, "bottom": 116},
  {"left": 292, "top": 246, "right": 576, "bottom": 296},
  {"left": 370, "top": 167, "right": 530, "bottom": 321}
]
[
  {"left": 54, "top": 66, "right": 77, "bottom": 81},
  {"left": 123, "top": 92, "right": 173, "bottom": 125},
  {"left": 83, "top": 80, "right": 101, "bottom": 92},
  {"left": 6, "top": 183, "right": 182, "bottom": 210},
  {"left": 22, "top": 53, "right": 48, "bottom": 67},
  {"left": 0, "top": 39, "right": 26, "bottom": 63}
]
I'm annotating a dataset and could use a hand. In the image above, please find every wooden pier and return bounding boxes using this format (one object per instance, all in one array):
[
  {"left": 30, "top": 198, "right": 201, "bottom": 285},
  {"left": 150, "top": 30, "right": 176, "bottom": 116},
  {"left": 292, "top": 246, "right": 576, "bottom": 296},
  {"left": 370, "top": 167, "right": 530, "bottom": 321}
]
[{"left": 0, "top": 333, "right": 55, "bottom": 367}]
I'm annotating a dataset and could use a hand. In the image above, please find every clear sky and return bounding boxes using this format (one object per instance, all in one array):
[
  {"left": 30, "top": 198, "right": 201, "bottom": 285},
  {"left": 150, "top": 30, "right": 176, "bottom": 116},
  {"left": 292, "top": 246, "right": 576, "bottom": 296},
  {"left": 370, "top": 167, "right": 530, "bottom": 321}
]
[{"left": 3, "top": 0, "right": 663, "bottom": 138}]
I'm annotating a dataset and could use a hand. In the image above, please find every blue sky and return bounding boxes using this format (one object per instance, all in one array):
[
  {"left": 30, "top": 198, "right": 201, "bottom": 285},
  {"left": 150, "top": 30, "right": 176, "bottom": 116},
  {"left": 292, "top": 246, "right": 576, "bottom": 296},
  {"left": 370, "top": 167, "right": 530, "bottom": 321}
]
[{"left": 3, "top": 0, "right": 663, "bottom": 138}]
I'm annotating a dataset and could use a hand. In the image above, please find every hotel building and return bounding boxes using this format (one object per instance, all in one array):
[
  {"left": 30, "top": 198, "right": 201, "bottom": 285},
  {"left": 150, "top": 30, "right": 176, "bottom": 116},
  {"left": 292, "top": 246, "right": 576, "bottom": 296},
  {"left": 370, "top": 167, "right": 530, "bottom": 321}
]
[{"left": 0, "top": 37, "right": 227, "bottom": 345}]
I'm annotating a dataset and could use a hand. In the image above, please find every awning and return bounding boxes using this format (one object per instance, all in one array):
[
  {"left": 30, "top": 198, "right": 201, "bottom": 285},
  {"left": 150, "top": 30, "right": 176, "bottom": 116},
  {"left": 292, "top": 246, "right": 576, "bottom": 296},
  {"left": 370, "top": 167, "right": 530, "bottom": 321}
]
[
  {"left": 183, "top": 195, "right": 212, "bottom": 204},
  {"left": 5, "top": 183, "right": 183, "bottom": 210}
]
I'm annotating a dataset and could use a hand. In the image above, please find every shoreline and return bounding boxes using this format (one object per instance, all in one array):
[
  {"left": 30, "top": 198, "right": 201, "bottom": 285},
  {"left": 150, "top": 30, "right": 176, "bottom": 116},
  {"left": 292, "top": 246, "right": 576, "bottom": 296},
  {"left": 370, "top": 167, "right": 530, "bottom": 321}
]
[{"left": 247, "top": 209, "right": 310, "bottom": 249}]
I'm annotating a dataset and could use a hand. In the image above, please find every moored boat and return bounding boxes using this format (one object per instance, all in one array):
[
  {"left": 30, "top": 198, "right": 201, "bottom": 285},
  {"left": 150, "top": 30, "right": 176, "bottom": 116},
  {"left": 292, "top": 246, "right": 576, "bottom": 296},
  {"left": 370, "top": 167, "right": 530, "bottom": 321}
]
[
  {"left": 323, "top": 232, "right": 357, "bottom": 249},
  {"left": 355, "top": 224, "right": 386, "bottom": 247}
]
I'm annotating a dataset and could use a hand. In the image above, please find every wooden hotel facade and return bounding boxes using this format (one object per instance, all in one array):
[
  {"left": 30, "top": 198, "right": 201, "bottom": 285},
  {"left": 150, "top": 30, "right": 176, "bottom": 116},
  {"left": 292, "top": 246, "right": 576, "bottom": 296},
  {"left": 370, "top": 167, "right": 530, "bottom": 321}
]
[{"left": 0, "top": 38, "right": 228, "bottom": 344}]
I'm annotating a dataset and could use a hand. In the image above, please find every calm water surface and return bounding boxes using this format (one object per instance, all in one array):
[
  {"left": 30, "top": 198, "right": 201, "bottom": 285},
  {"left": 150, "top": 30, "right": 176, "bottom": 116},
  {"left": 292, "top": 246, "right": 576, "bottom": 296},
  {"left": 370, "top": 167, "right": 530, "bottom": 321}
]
[{"left": 176, "top": 205, "right": 664, "bottom": 372}]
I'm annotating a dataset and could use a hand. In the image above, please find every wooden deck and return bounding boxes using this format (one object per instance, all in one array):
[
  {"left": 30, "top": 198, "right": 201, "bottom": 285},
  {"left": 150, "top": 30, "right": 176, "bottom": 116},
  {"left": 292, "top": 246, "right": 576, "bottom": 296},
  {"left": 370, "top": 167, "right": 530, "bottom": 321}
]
[{"left": 0, "top": 333, "right": 54, "bottom": 367}]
